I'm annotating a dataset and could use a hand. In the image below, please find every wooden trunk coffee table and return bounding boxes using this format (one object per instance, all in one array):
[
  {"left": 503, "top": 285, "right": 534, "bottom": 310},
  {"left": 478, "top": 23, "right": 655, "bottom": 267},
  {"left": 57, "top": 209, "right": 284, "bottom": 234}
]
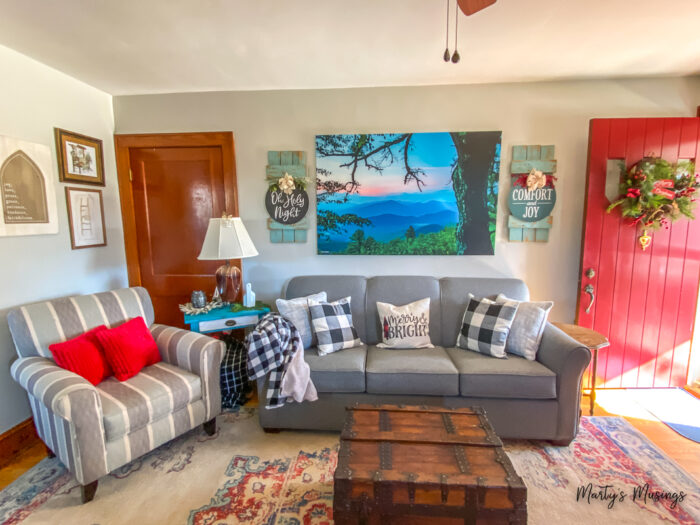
[{"left": 333, "top": 404, "right": 527, "bottom": 525}]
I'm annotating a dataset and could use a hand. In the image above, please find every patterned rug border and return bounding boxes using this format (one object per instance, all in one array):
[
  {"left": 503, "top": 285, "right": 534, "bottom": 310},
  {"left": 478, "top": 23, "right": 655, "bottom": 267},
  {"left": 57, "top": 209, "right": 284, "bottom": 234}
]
[
  {"left": 1, "top": 412, "right": 698, "bottom": 524},
  {"left": 582, "top": 416, "right": 699, "bottom": 486}
]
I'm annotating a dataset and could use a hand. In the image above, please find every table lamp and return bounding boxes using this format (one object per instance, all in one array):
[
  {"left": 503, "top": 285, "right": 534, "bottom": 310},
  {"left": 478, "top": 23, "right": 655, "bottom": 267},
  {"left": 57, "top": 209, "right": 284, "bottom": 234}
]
[{"left": 198, "top": 215, "right": 258, "bottom": 304}]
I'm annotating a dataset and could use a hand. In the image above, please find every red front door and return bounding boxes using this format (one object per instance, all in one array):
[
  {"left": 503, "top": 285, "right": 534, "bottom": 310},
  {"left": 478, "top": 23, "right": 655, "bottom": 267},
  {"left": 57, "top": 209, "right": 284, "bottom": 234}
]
[{"left": 578, "top": 117, "right": 700, "bottom": 389}]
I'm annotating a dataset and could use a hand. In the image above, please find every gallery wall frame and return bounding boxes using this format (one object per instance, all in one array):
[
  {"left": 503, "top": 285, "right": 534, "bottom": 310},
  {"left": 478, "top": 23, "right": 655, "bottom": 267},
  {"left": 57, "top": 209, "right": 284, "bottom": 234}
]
[
  {"left": 54, "top": 128, "right": 105, "bottom": 186},
  {"left": 0, "top": 134, "right": 58, "bottom": 237},
  {"left": 65, "top": 186, "right": 106, "bottom": 249}
]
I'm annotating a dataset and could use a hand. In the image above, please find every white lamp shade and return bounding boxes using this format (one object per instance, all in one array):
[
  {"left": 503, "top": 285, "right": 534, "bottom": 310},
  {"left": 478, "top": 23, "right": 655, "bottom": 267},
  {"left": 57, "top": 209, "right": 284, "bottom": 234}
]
[{"left": 197, "top": 217, "right": 258, "bottom": 260}]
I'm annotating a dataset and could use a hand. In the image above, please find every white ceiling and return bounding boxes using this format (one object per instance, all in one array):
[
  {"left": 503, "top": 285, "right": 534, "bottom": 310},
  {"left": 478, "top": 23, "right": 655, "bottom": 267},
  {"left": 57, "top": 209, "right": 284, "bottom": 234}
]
[{"left": 1, "top": 0, "right": 699, "bottom": 96}]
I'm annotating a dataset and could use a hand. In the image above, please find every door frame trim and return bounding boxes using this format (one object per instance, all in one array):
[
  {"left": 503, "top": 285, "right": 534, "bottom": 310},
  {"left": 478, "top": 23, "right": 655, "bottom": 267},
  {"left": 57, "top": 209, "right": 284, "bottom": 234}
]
[{"left": 113, "top": 131, "right": 238, "bottom": 287}]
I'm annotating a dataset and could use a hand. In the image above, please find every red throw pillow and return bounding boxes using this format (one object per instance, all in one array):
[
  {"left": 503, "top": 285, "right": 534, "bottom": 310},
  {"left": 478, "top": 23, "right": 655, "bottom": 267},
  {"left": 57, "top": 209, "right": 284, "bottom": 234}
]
[
  {"left": 49, "top": 325, "right": 111, "bottom": 385},
  {"left": 96, "top": 317, "right": 161, "bottom": 381}
]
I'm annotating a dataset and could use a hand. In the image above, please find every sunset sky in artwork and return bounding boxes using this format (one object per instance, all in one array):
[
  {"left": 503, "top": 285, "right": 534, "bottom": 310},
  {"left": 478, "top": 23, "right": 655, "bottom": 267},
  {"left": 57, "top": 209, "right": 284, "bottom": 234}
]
[{"left": 317, "top": 133, "right": 458, "bottom": 197}]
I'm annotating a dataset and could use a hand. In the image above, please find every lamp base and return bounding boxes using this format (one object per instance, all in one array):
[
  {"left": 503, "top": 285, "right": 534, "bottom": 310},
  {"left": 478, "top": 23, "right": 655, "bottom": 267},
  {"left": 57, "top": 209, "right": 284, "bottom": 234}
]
[{"left": 215, "top": 261, "right": 241, "bottom": 304}]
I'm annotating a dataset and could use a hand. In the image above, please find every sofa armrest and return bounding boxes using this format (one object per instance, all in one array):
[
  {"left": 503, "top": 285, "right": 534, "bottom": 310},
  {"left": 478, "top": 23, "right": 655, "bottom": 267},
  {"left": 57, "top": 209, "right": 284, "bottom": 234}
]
[
  {"left": 11, "top": 356, "right": 100, "bottom": 419},
  {"left": 150, "top": 324, "right": 225, "bottom": 420},
  {"left": 10, "top": 356, "right": 108, "bottom": 484},
  {"left": 537, "top": 323, "right": 592, "bottom": 443}
]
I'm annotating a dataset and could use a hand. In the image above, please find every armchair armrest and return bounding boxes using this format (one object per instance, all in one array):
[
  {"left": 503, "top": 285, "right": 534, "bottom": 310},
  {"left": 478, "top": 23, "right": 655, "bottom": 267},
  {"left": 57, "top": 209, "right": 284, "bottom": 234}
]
[
  {"left": 10, "top": 356, "right": 108, "bottom": 484},
  {"left": 11, "top": 356, "right": 100, "bottom": 420},
  {"left": 537, "top": 323, "right": 592, "bottom": 443},
  {"left": 150, "top": 324, "right": 225, "bottom": 420}
]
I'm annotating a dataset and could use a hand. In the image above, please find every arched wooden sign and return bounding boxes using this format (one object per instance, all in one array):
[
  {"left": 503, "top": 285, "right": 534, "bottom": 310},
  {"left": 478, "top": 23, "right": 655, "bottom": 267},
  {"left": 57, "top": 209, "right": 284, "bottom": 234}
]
[{"left": 1, "top": 150, "right": 49, "bottom": 224}]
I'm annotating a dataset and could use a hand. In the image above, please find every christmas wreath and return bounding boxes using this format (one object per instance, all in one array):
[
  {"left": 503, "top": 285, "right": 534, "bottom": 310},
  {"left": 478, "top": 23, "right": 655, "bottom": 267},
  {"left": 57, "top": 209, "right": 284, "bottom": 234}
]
[{"left": 607, "top": 158, "right": 698, "bottom": 229}]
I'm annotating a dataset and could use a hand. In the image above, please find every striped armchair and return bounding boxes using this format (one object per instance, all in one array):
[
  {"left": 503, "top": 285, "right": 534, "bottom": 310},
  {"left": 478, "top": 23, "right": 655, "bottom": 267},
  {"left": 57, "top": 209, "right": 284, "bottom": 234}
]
[{"left": 7, "top": 287, "right": 225, "bottom": 503}]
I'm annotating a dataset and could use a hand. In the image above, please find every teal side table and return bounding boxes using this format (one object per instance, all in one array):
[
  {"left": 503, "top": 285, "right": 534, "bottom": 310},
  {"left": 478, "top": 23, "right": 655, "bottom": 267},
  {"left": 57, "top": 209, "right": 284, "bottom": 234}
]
[{"left": 184, "top": 304, "right": 270, "bottom": 334}]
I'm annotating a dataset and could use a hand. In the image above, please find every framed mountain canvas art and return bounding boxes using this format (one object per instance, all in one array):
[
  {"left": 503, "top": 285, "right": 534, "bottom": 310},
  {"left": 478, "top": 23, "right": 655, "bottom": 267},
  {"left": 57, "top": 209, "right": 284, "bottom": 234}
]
[{"left": 316, "top": 132, "right": 501, "bottom": 255}]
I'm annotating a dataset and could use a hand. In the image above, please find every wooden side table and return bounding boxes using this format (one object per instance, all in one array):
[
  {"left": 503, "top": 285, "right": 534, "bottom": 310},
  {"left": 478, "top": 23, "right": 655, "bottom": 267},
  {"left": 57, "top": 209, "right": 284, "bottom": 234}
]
[
  {"left": 184, "top": 304, "right": 270, "bottom": 334},
  {"left": 552, "top": 322, "right": 610, "bottom": 416}
]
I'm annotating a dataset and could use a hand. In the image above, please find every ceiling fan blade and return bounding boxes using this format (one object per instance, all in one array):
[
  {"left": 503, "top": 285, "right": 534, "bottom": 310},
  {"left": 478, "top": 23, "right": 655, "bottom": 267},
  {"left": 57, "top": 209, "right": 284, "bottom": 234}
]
[{"left": 457, "top": 0, "right": 497, "bottom": 16}]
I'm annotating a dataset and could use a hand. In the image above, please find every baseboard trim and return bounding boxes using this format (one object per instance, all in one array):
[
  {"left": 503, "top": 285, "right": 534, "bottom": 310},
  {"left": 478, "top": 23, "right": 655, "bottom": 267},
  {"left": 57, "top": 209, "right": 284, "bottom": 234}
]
[{"left": 0, "top": 418, "right": 41, "bottom": 468}]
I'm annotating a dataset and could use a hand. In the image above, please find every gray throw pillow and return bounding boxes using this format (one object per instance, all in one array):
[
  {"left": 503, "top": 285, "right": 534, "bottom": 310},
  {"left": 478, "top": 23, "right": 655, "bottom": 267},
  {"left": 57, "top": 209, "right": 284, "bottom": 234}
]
[
  {"left": 457, "top": 294, "right": 519, "bottom": 359},
  {"left": 496, "top": 293, "right": 553, "bottom": 360},
  {"left": 276, "top": 291, "right": 327, "bottom": 348}
]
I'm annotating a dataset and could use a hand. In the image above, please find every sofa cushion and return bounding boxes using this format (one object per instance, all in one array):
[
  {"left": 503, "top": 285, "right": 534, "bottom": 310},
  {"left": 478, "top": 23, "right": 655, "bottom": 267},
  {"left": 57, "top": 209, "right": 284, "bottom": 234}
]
[
  {"left": 49, "top": 325, "right": 112, "bottom": 385},
  {"left": 286, "top": 275, "right": 368, "bottom": 343},
  {"left": 365, "top": 276, "right": 441, "bottom": 345},
  {"left": 97, "top": 317, "right": 161, "bottom": 381},
  {"left": 366, "top": 346, "right": 459, "bottom": 396},
  {"left": 276, "top": 292, "right": 327, "bottom": 348},
  {"left": 440, "top": 278, "right": 529, "bottom": 347},
  {"left": 304, "top": 345, "right": 367, "bottom": 393},
  {"left": 456, "top": 295, "right": 519, "bottom": 359},
  {"left": 376, "top": 298, "right": 434, "bottom": 349},
  {"left": 309, "top": 296, "right": 362, "bottom": 355},
  {"left": 446, "top": 347, "right": 556, "bottom": 399},
  {"left": 496, "top": 294, "right": 553, "bottom": 361},
  {"left": 97, "top": 362, "right": 202, "bottom": 441}
]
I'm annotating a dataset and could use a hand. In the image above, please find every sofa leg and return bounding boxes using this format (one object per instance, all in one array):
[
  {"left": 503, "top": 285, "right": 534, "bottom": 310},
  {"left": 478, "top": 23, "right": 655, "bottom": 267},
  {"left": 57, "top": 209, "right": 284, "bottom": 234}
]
[
  {"left": 551, "top": 438, "right": 572, "bottom": 447},
  {"left": 44, "top": 444, "right": 56, "bottom": 458},
  {"left": 81, "top": 480, "right": 98, "bottom": 503},
  {"left": 203, "top": 418, "right": 217, "bottom": 436},
  {"left": 263, "top": 428, "right": 282, "bottom": 434}
]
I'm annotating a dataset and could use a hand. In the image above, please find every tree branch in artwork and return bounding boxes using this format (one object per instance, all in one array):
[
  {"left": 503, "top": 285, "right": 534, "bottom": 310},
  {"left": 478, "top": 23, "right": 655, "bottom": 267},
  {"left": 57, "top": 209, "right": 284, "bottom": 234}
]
[{"left": 316, "top": 134, "right": 426, "bottom": 201}]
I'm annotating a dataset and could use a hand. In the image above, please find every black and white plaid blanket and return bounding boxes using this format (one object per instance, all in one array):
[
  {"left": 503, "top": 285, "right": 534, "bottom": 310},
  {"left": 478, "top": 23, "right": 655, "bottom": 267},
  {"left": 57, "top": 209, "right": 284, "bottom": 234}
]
[
  {"left": 219, "top": 337, "right": 250, "bottom": 410},
  {"left": 246, "top": 313, "right": 303, "bottom": 409}
]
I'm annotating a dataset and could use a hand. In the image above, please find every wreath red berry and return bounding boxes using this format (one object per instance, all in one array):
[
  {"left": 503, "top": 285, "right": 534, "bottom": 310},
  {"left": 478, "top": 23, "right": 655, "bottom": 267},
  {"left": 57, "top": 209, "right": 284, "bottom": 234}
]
[{"left": 607, "top": 157, "right": 698, "bottom": 230}]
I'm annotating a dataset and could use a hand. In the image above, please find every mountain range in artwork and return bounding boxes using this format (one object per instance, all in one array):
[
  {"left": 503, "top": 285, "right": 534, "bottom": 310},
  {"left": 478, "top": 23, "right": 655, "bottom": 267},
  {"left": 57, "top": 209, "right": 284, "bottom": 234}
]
[{"left": 315, "top": 132, "right": 501, "bottom": 255}]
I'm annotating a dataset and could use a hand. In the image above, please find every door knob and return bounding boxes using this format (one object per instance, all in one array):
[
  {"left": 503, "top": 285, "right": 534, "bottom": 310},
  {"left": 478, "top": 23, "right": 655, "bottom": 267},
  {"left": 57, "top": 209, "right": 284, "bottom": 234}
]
[{"left": 584, "top": 284, "right": 595, "bottom": 314}]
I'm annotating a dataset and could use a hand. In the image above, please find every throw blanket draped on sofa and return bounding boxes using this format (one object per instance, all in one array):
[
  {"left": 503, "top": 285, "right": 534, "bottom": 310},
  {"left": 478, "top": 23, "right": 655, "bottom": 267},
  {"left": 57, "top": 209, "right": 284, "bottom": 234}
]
[{"left": 246, "top": 313, "right": 317, "bottom": 408}]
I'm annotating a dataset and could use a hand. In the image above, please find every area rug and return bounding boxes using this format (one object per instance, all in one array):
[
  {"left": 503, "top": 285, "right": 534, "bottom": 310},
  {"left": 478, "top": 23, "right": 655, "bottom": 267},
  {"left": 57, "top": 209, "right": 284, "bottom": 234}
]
[
  {"left": 1, "top": 411, "right": 698, "bottom": 524},
  {"left": 629, "top": 388, "right": 700, "bottom": 443}
]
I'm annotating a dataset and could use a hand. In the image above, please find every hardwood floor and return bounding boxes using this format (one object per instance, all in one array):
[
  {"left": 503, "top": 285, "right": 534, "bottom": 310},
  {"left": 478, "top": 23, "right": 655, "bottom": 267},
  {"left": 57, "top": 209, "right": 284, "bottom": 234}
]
[
  {"left": 587, "top": 389, "right": 700, "bottom": 482},
  {"left": 0, "top": 441, "right": 46, "bottom": 490},
  {"left": 1, "top": 389, "right": 697, "bottom": 490}
]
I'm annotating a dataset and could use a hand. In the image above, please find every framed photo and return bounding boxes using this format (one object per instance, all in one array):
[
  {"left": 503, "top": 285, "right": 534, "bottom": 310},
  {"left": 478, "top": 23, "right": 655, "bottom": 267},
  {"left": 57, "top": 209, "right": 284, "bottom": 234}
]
[
  {"left": 54, "top": 128, "right": 105, "bottom": 186},
  {"left": 65, "top": 186, "right": 106, "bottom": 249}
]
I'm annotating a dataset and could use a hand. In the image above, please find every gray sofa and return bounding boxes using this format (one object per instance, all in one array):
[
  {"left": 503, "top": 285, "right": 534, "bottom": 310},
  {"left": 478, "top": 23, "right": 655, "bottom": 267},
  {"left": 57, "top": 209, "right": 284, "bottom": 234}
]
[{"left": 257, "top": 275, "right": 591, "bottom": 445}]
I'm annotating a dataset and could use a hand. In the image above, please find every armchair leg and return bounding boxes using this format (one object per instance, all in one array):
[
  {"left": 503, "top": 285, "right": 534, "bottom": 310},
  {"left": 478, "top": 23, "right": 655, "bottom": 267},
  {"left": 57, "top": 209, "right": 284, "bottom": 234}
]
[
  {"left": 81, "top": 480, "right": 98, "bottom": 503},
  {"left": 203, "top": 418, "right": 217, "bottom": 436},
  {"left": 44, "top": 444, "right": 56, "bottom": 458}
]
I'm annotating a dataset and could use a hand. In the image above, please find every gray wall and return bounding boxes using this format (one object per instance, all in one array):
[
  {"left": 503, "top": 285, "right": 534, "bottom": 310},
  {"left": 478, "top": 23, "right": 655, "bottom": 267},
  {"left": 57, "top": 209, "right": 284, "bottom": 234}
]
[
  {"left": 114, "top": 76, "right": 700, "bottom": 322},
  {"left": 0, "top": 45, "right": 127, "bottom": 433}
]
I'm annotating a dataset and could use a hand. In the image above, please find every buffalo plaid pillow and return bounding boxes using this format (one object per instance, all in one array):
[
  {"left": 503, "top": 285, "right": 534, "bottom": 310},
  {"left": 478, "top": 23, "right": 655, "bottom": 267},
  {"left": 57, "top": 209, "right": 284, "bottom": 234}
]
[
  {"left": 309, "top": 296, "right": 361, "bottom": 355},
  {"left": 457, "top": 294, "right": 518, "bottom": 358}
]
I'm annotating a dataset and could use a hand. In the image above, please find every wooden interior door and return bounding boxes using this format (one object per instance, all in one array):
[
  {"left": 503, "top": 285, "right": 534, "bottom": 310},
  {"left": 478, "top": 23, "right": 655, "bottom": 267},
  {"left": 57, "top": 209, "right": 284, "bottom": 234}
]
[
  {"left": 115, "top": 132, "right": 239, "bottom": 327},
  {"left": 578, "top": 117, "right": 700, "bottom": 389}
]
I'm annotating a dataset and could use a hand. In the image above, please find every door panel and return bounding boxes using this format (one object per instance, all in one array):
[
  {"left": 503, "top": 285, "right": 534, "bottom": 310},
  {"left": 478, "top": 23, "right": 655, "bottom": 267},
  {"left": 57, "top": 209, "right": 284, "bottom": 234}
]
[
  {"left": 578, "top": 118, "right": 700, "bottom": 389},
  {"left": 115, "top": 133, "right": 239, "bottom": 328}
]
